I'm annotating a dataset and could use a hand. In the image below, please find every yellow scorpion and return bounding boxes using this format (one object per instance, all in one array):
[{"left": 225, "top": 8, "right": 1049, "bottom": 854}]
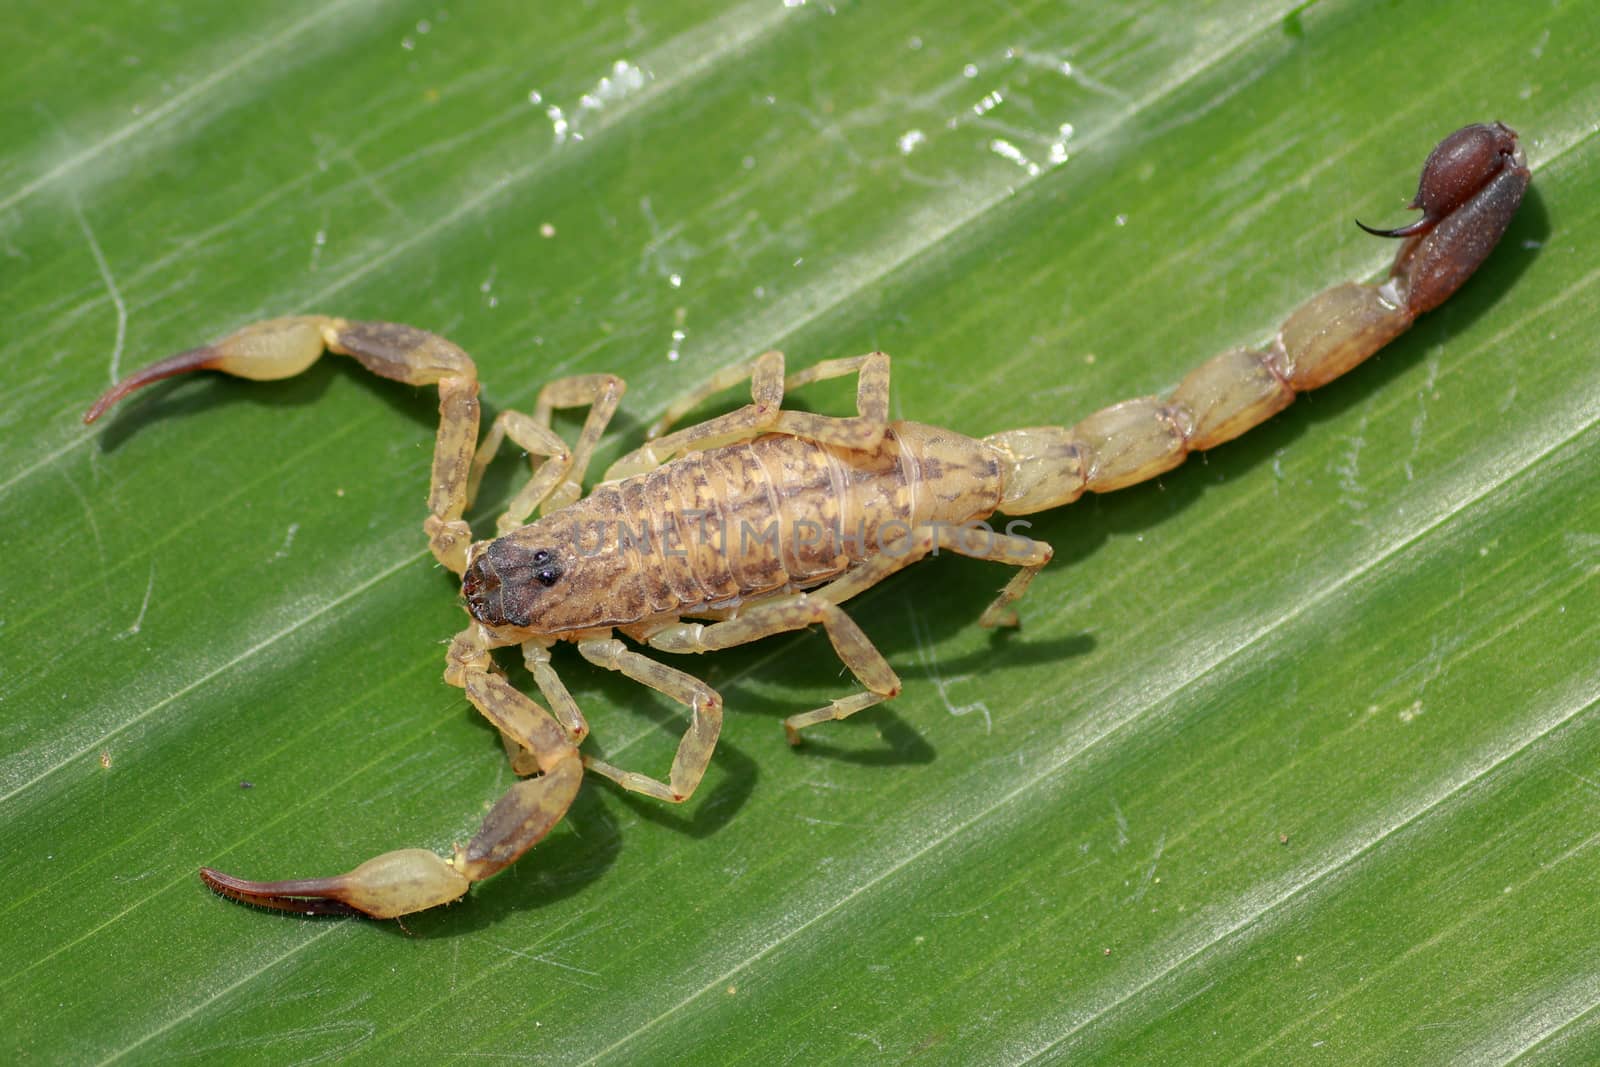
[{"left": 85, "top": 122, "right": 1530, "bottom": 920}]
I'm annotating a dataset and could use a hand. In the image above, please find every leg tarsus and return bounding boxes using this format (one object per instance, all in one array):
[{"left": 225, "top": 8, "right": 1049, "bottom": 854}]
[
  {"left": 581, "top": 754, "right": 687, "bottom": 804},
  {"left": 784, "top": 689, "right": 889, "bottom": 746}
]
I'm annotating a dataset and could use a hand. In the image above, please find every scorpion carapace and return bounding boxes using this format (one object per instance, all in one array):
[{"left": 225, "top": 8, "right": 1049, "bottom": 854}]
[{"left": 84, "top": 123, "right": 1530, "bottom": 919}]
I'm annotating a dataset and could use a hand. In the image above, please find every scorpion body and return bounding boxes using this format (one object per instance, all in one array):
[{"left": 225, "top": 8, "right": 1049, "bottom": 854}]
[
  {"left": 469, "top": 421, "right": 1009, "bottom": 634},
  {"left": 85, "top": 123, "right": 1530, "bottom": 919}
]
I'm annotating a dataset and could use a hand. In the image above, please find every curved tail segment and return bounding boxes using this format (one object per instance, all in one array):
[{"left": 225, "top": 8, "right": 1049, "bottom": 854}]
[{"left": 986, "top": 123, "right": 1529, "bottom": 516}]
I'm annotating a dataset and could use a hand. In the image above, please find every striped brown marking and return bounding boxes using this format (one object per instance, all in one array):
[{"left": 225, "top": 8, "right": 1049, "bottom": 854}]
[{"left": 483, "top": 421, "right": 1009, "bottom": 634}]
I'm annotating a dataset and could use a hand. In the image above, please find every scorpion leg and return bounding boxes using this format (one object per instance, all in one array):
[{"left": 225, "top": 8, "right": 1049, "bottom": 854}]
[
  {"left": 523, "top": 639, "right": 589, "bottom": 742},
  {"left": 493, "top": 639, "right": 590, "bottom": 777},
  {"left": 631, "top": 522, "right": 1051, "bottom": 749},
  {"left": 604, "top": 350, "right": 893, "bottom": 479},
  {"left": 573, "top": 635, "right": 723, "bottom": 803},
  {"left": 771, "top": 351, "right": 891, "bottom": 451},
  {"left": 605, "top": 351, "right": 785, "bottom": 480},
  {"left": 765, "top": 524, "right": 1050, "bottom": 740},
  {"left": 82, "top": 316, "right": 482, "bottom": 574},
  {"left": 642, "top": 349, "right": 787, "bottom": 440},
  {"left": 198, "top": 631, "right": 582, "bottom": 919},
  {"left": 647, "top": 593, "right": 901, "bottom": 748},
  {"left": 469, "top": 373, "right": 625, "bottom": 532},
  {"left": 812, "top": 522, "right": 1053, "bottom": 624}
]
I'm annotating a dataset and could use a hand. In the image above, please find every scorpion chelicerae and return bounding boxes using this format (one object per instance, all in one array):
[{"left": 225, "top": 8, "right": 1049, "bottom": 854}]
[{"left": 84, "top": 122, "right": 1530, "bottom": 919}]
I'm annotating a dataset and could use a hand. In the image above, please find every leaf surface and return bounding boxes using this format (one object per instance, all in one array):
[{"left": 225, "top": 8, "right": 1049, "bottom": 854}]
[{"left": 3, "top": 1, "right": 1596, "bottom": 1063}]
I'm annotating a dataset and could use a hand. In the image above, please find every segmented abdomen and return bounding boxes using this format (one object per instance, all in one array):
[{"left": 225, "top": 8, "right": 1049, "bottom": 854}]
[{"left": 565, "top": 422, "right": 1005, "bottom": 621}]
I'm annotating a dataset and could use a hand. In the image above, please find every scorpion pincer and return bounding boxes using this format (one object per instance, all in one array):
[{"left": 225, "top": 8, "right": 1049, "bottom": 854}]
[{"left": 84, "top": 123, "right": 1530, "bottom": 919}]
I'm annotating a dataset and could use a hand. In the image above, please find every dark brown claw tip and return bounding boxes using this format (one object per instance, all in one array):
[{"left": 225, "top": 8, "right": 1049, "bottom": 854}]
[
  {"left": 199, "top": 866, "right": 369, "bottom": 918},
  {"left": 82, "top": 346, "right": 222, "bottom": 425}
]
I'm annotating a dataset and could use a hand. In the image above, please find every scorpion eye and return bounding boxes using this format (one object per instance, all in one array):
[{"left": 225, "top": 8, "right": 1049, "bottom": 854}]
[{"left": 525, "top": 547, "right": 564, "bottom": 587}]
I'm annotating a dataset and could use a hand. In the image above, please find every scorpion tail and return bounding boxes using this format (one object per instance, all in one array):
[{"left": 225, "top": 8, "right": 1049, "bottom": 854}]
[{"left": 985, "top": 122, "right": 1528, "bottom": 517}]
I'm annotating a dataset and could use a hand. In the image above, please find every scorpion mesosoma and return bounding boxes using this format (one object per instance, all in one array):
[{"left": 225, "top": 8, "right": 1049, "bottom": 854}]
[{"left": 84, "top": 122, "right": 1529, "bottom": 920}]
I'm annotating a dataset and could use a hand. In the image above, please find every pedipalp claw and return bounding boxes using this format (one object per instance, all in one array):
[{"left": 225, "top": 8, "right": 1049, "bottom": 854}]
[
  {"left": 82, "top": 316, "right": 336, "bottom": 424},
  {"left": 199, "top": 848, "right": 470, "bottom": 919}
]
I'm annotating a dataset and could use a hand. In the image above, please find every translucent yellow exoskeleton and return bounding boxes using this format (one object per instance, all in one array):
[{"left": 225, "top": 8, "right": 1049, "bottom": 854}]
[{"left": 84, "top": 123, "right": 1531, "bottom": 920}]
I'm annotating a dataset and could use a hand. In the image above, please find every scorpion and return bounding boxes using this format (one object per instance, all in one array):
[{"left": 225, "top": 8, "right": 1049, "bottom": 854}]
[{"left": 84, "top": 122, "right": 1530, "bottom": 920}]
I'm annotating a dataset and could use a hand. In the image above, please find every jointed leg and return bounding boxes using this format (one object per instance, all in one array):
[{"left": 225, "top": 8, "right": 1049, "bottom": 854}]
[
  {"left": 492, "top": 630, "right": 725, "bottom": 804},
  {"left": 469, "top": 373, "right": 625, "bottom": 533},
  {"left": 647, "top": 592, "right": 901, "bottom": 746},
  {"left": 813, "top": 522, "right": 1053, "bottom": 626},
  {"left": 523, "top": 640, "right": 589, "bottom": 742},
  {"left": 641, "top": 521, "right": 1052, "bottom": 746},
  {"left": 772, "top": 351, "right": 891, "bottom": 451},
  {"left": 605, "top": 351, "right": 785, "bottom": 479},
  {"left": 603, "top": 350, "right": 894, "bottom": 480},
  {"left": 493, "top": 640, "right": 590, "bottom": 777},
  {"left": 782, "top": 521, "right": 1051, "bottom": 739},
  {"left": 644, "top": 350, "right": 786, "bottom": 441},
  {"left": 574, "top": 636, "right": 723, "bottom": 803}
]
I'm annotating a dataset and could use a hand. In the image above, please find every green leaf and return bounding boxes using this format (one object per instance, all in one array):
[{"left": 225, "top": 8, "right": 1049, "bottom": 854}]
[{"left": 4, "top": 1, "right": 1596, "bottom": 1062}]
